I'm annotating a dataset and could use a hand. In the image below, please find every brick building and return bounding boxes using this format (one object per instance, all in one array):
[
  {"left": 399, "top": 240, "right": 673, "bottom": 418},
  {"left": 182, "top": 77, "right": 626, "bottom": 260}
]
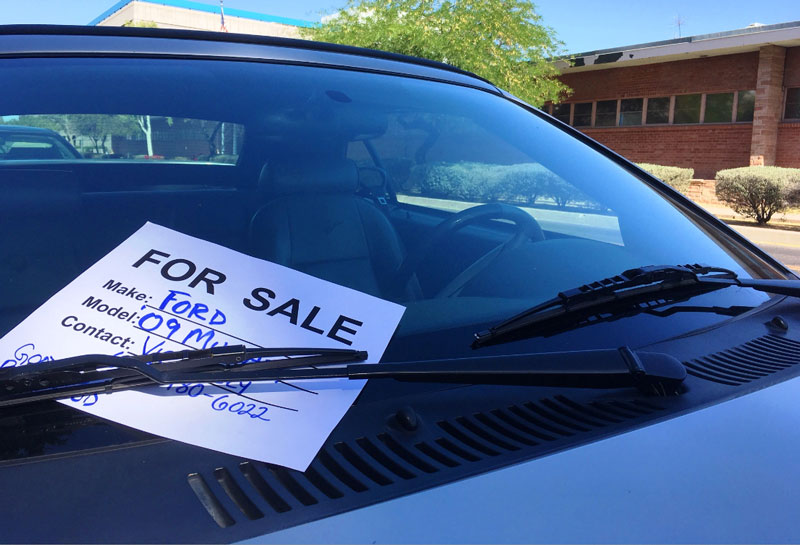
[{"left": 551, "top": 22, "right": 800, "bottom": 179}]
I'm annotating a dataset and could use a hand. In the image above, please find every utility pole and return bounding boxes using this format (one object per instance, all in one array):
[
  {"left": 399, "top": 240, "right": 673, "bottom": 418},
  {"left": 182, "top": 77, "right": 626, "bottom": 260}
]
[{"left": 674, "top": 15, "right": 686, "bottom": 38}]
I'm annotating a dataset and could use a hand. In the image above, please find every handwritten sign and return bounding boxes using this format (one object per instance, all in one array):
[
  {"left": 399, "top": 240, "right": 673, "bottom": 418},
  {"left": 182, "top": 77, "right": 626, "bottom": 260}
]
[{"left": 0, "top": 222, "right": 405, "bottom": 471}]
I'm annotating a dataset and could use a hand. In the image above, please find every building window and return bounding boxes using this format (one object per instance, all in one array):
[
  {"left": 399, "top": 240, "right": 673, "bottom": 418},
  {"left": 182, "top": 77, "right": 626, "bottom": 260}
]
[
  {"left": 619, "top": 98, "right": 643, "bottom": 126},
  {"left": 673, "top": 94, "right": 701, "bottom": 124},
  {"left": 562, "top": 90, "right": 760, "bottom": 129},
  {"left": 704, "top": 92, "right": 734, "bottom": 123},
  {"left": 786, "top": 88, "right": 800, "bottom": 120},
  {"left": 646, "top": 97, "right": 670, "bottom": 124},
  {"left": 572, "top": 102, "right": 592, "bottom": 127},
  {"left": 552, "top": 103, "right": 571, "bottom": 124},
  {"left": 736, "top": 90, "right": 755, "bottom": 122},
  {"left": 595, "top": 100, "right": 617, "bottom": 127}
]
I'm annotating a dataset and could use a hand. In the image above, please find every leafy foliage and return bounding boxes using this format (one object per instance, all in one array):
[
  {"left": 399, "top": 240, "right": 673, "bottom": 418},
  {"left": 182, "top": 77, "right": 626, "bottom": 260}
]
[
  {"left": 15, "top": 114, "right": 139, "bottom": 153},
  {"left": 636, "top": 163, "right": 694, "bottom": 193},
  {"left": 122, "top": 20, "right": 159, "bottom": 28},
  {"left": 409, "top": 161, "right": 588, "bottom": 208},
  {"left": 304, "top": 0, "right": 568, "bottom": 106},
  {"left": 715, "top": 166, "right": 800, "bottom": 224}
]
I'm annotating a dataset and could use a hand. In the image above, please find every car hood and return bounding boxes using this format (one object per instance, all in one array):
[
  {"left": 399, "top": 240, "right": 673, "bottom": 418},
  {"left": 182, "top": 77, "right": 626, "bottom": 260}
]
[{"left": 253, "top": 372, "right": 800, "bottom": 543}]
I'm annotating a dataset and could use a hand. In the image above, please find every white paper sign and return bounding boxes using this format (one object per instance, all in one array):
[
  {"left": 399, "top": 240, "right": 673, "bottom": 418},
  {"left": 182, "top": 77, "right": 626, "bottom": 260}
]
[{"left": 0, "top": 222, "right": 405, "bottom": 471}]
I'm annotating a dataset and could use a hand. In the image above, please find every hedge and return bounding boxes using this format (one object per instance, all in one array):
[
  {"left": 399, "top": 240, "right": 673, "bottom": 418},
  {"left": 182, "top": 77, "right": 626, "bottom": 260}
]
[
  {"left": 636, "top": 163, "right": 694, "bottom": 193},
  {"left": 408, "top": 162, "right": 587, "bottom": 208},
  {"left": 715, "top": 166, "right": 800, "bottom": 224}
]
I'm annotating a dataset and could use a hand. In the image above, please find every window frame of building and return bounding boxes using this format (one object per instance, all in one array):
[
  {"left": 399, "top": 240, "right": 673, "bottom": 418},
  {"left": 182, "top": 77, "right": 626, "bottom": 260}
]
[
  {"left": 673, "top": 93, "right": 703, "bottom": 124},
  {"left": 703, "top": 92, "right": 735, "bottom": 124},
  {"left": 594, "top": 99, "right": 619, "bottom": 127},
  {"left": 552, "top": 103, "right": 572, "bottom": 125},
  {"left": 668, "top": 96, "right": 676, "bottom": 124},
  {"left": 736, "top": 90, "right": 756, "bottom": 122},
  {"left": 619, "top": 98, "right": 644, "bottom": 126},
  {"left": 549, "top": 90, "right": 758, "bottom": 129},
  {"left": 572, "top": 102, "right": 593, "bottom": 127},
  {"left": 785, "top": 88, "right": 800, "bottom": 121},
  {"left": 645, "top": 96, "right": 670, "bottom": 125}
]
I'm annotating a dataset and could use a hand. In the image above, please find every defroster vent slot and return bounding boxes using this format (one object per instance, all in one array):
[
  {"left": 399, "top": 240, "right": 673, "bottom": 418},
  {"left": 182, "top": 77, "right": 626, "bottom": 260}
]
[
  {"left": 238, "top": 462, "right": 291, "bottom": 513},
  {"left": 685, "top": 334, "right": 800, "bottom": 386},
  {"left": 214, "top": 467, "right": 263, "bottom": 520},
  {"left": 187, "top": 472, "right": 235, "bottom": 528}
]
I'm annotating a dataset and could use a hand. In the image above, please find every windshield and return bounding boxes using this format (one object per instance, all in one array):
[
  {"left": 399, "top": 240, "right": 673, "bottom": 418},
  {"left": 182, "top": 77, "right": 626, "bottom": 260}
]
[
  {"left": 0, "top": 57, "right": 775, "bottom": 359},
  {"left": 0, "top": 127, "right": 80, "bottom": 160}
]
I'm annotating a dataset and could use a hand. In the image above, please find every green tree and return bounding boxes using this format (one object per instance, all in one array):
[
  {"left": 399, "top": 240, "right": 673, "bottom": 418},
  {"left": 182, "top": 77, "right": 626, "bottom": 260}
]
[
  {"left": 16, "top": 114, "right": 79, "bottom": 142},
  {"left": 303, "top": 0, "right": 568, "bottom": 106},
  {"left": 15, "top": 114, "right": 140, "bottom": 154},
  {"left": 121, "top": 20, "right": 159, "bottom": 28},
  {"left": 72, "top": 115, "right": 139, "bottom": 153}
]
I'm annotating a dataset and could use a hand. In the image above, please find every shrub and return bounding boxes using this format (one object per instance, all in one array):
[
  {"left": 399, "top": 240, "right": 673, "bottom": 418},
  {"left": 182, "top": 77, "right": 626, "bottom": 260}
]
[
  {"left": 208, "top": 154, "right": 238, "bottom": 164},
  {"left": 547, "top": 178, "right": 584, "bottom": 208},
  {"left": 414, "top": 161, "right": 577, "bottom": 206},
  {"left": 715, "top": 166, "right": 800, "bottom": 224},
  {"left": 636, "top": 163, "right": 694, "bottom": 193}
]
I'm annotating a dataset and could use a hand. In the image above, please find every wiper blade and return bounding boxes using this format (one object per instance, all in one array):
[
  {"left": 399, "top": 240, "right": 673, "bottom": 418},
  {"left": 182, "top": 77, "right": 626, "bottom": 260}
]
[
  {"left": 473, "top": 264, "right": 800, "bottom": 348},
  {"left": 0, "top": 345, "right": 367, "bottom": 407},
  {"left": 0, "top": 344, "right": 687, "bottom": 406}
]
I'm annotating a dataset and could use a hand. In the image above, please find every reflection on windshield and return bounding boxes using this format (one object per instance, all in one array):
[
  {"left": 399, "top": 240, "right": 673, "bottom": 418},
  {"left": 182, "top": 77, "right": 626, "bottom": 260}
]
[{"left": 0, "top": 57, "right": 778, "bottom": 353}]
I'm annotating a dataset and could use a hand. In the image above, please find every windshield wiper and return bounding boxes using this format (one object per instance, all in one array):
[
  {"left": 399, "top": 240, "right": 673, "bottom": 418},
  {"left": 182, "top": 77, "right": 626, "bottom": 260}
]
[
  {"left": 0, "top": 345, "right": 687, "bottom": 406},
  {"left": 0, "top": 345, "right": 368, "bottom": 407},
  {"left": 473, "top": 264, "right": 800, "bottom": 348},
  {"left": 263, "top": 347, "right": 686, "bottom": 395}
]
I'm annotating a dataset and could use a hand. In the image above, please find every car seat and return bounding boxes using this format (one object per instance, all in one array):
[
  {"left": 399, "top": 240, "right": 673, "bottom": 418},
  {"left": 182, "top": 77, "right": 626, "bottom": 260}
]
[{"left": 249, "top": 158, "right": 419, "bottom": 302}]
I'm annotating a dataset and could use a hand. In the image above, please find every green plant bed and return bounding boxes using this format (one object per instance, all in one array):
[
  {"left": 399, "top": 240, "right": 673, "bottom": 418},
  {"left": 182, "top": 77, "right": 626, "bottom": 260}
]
[{"left": 636, "top": 163, "right": 694, "bottom": 193}]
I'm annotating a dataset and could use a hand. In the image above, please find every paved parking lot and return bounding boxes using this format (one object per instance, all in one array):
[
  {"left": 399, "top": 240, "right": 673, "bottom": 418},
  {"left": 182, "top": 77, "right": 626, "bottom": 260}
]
[{"left": 730, "top": 224, "right": 800, "bottom": 273}]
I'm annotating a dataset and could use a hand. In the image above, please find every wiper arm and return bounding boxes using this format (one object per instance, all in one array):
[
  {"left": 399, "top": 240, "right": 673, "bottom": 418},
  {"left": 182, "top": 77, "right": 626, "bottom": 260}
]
[
  {"left": 0, "top": 345, "right": 686, "bottom": 407},
  {"left": 257, "top": 346, "right": 686, "bottom": 396},
  {"left": 645, "top": 304, "right": 754, "bottom": 318},
  {"left": 0, "top": 345, "right": 367, "bottom": 407},
  {"left": 473, "top": 264, "right": 800, "bottom": 348}
]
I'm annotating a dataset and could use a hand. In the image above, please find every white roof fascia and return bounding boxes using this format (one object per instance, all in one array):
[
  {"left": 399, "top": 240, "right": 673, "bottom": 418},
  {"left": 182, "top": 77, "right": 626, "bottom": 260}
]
[{"left": 558, "top": 25, "right": 800, "bottom": 73}]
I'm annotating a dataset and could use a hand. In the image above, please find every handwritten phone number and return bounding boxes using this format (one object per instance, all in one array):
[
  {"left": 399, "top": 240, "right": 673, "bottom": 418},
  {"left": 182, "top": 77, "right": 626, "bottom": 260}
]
[
  {"left": 167, "top": 381, "right": 271, "bottom": 421},
  {"left": 1, "top": 343, "right": 54, "bottom": 368},
  {"left": 70, "top": 380, "right": 270, "bottom": 421}
]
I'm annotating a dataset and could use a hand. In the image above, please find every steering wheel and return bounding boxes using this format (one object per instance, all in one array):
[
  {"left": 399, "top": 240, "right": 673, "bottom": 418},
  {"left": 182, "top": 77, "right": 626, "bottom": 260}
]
[{"left": 394, "top": 203, "right": 545, "bottom": 299}]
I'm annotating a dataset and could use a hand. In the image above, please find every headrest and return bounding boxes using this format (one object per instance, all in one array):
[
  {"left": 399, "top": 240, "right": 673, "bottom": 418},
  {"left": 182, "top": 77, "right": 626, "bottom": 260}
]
[
  {"left": 258, "top": 158, "right": 359, "bottom": 196},
  {"left": 357, "top": 167, "right": 387, "bottom": 190}
]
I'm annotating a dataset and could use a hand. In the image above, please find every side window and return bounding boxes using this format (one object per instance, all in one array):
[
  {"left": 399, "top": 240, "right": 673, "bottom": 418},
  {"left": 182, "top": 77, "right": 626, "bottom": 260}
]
[
  {"left": 0, "top": 114, "right": 243, "bottom": 164},
  {"left": 0, "top": 133, "right": 77, "bottom": 160}
]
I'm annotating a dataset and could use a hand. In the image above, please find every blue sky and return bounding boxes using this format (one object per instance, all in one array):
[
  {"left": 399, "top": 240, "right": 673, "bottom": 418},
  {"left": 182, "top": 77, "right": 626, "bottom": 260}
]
[{"left": 0, "top": 0, "right": 797, "bottom": 54}]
